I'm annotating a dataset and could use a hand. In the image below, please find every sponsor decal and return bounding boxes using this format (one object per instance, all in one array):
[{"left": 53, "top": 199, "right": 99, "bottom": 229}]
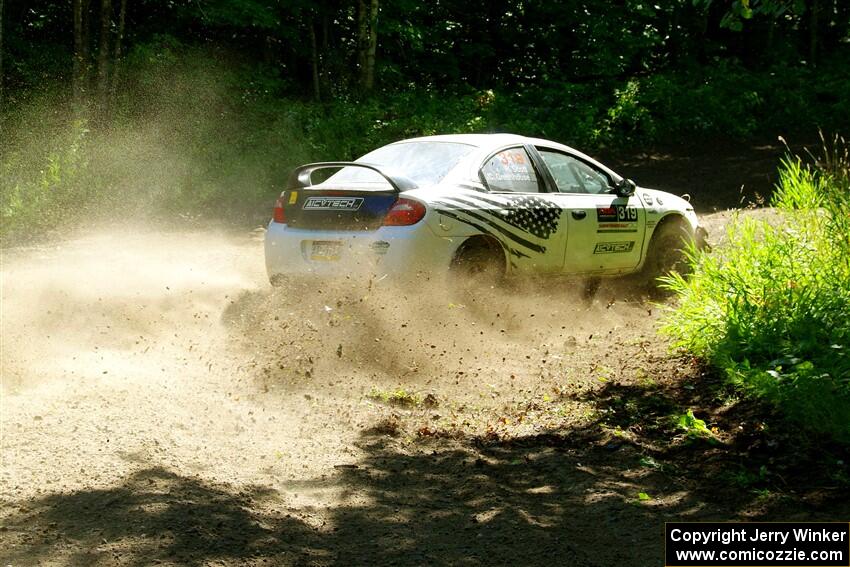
[
  {"left": 597, "top": 205, "right": 618, "bottom": 222},
  {"left": 597, "top": 204, "right": 638, "bottom": 222},
  {"left": 288, "top": 191, "right": 298, "bottom": 205},
  {"left": 594, "top": 241, "right": 635, "bottom": 254},
  {"left": 303, "top": 196, "right": 364, "bottom": 211},
  {"left": 597, "top": 222, "right": 638, "bottom": 234}
]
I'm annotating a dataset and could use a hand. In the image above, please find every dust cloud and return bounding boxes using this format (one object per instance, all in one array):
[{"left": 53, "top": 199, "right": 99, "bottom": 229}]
[
  {"left": 0, "top": 227, "right": 656, "bottom": 477},
  {"left": 1, "top": 57, "right": 661, "bottom": 519},
  {"left": 0, "top": 222, "right": 680, "bottom": 567},
  {"left": 4, "top": 43, "right": 708, "bottom": 509},
  {"left": 0, "top": 54, "right": 311, "bottom": 245},
  {"left": 1, "top": 229, "right": 261, "bottom": 393},
  {"left": 2, "top": 224, "right": 647, "bottom": 397}
]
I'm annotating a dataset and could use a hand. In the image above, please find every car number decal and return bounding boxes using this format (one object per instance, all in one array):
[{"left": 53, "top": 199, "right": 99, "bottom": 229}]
[
  {"left": 597, "top": 204, "right": 639, "bottom": 233},
  {"left": 593, "top": 241, "right": 635, "bottom": 254},
  {"left": 303, "top": 196, "right": 364, "bottom": 211},
  {"left": 597, "top": 204, "right": 637, "bottom": 222}
]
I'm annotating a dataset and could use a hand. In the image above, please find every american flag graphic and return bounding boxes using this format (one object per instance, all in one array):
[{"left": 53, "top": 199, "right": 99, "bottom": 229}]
[
  {"left": 501, "top": 195, "right": 562, "bottom": 239},
  {"left": 434, "top": 193, "right": 564, "bottom": 259}
]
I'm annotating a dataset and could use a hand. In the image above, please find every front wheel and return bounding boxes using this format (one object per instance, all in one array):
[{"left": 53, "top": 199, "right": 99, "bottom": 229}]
[{"left": 640, "top": 222, "right": 694, "bottom": 290}]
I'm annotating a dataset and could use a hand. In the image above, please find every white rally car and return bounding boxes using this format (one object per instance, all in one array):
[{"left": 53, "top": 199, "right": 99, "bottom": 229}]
[{"left": 265, "top": 134, "right": 706, "bottom": 288}]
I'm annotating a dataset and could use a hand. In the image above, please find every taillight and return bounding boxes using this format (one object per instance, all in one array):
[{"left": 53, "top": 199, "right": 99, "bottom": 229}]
[
  {"left": 383, "top": 198, "right": 426, "bottom": 226},
  {"left": 272, "top": 197, "right": 286, "bottom": 223}
]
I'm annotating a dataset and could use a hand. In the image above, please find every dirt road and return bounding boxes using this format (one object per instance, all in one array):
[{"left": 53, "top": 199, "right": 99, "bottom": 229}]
[{"left": 1, "top": 220, "right": 847, "bottom": 566}]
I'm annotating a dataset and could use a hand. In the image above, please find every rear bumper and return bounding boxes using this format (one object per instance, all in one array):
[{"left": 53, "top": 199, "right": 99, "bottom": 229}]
[{"left": 264, "top": 221, "right": 457, "bottom": 284}]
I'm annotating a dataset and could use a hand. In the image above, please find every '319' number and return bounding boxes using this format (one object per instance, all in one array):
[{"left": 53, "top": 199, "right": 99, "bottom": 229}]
[{"left": 616, "top": 205, "right": 638, "bottom": 221}]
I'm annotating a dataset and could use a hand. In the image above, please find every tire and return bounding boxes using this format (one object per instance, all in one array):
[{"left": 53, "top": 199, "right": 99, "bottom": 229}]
[
  {"left": 448, "top": 239, "right": 505, "bottom": 299},
  {"left": 582, "top": 277, "right": 601, "bottom": 305},
  {"left": 641, "top": 221, "right": 693, "bottom": 289}
]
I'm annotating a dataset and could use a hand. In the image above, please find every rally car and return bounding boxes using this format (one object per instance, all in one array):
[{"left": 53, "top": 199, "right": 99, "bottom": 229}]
[{"left": 264, "top": 134, "right": 706, "bottom": 289}]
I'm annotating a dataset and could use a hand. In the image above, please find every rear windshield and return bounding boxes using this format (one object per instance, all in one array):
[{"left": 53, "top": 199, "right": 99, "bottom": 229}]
[{"left": 324, "top": 141, "right": 475, "bottom": 188}]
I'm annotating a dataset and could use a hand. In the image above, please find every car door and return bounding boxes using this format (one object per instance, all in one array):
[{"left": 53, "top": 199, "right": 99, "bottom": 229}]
[
  {"left": 533, "top": 147, "right": 646, "bottom": 274},
  {"left": 452, "top": 146, "right": 569, "bottom": 274}
]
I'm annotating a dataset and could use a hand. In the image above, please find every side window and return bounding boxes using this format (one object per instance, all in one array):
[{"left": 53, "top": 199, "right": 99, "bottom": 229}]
[
  {"left": 480, "top": 147, "right": 541, "bottom": 193},
  {"left": 539, "top": 149, "right": 611, "bottom": 194}
]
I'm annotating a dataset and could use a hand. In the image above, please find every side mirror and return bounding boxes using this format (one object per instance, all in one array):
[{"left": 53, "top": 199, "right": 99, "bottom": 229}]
[{"left": 615, "top": 178, "right": 636, "bottom": 198}]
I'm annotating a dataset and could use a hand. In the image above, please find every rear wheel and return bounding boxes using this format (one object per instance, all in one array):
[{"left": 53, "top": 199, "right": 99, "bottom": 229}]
[
  {"left": 268, "top": 274, "right": 312, "bottom": 297},
  {"left": 448, "top": 239, "right": 506, "bottom": 301}
]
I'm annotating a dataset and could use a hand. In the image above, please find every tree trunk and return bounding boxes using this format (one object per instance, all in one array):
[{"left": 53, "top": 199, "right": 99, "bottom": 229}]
[
  {"left": 97, "top": 0, "right": 112, "bottom": 101},
  {"left": 356, "top": 0, "right": 368, "bottom": 86},
  {"left": 809, "top": 0, "right": 819, "bottom": 65},
  {"left": 309, "top": 18, "right": 320, "bottom": 102},
  {"left": 321, "top": 10, "right": 328, "bottom": 92},
  {"left": 110, "top": 0, "right": 126, "bottom": 98},
  {"left": 363, "top": 0, "right": 378, "bottom": 91},
  {"left": 112, "top": 0, "right": 126, "bottom": 64},
  {"left": 0, "top": 0, "right": 5, "bottom": 108},
  {"left": 767, "top": 16, "right": 775, "bottom": 57},
  {"left": 73, "top": 0, "right": 85, "bottom": 103},
  {"left": 322, "top": 11, "right": 329, "bottom": 53},
  {"left": 82, "top": 0, "right": 91, "bottom": 77},
  {"left": 834, "top": 0, "right": 850, "bottom": 49}
]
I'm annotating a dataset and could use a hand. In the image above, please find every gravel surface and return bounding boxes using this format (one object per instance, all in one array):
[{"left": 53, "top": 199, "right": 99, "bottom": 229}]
[{"left": 2, "top": 214, "right": 846, "bottom": 566}]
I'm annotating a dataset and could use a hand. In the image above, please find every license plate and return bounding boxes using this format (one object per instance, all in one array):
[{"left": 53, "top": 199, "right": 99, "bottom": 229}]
[{"left": 310, "top": 241, "right": 341, "bottom": 261}]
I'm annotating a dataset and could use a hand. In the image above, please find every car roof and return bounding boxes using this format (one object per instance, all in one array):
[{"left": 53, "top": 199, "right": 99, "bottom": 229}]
[
  {"left": 390, "top": 133, "right": 622, "bottom": 184},
  {"left": 392, "top": 133, "right": 530, "bottom": 149}
]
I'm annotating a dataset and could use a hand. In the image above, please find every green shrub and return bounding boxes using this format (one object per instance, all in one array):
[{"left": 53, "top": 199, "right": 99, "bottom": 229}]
[
  {"left": 3, "top": 42, "right": 850, "bottom": 242},
  {"left": 662, "top": 139, "right": 850, "bottom": 441},
  {"left": 0, "top": 114, "right": 93, "bottom": 240}
]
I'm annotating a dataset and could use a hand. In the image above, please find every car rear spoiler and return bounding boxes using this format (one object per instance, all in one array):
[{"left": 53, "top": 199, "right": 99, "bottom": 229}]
[{"left": 287, "top": 162, "right": 418, "bottom": 193}]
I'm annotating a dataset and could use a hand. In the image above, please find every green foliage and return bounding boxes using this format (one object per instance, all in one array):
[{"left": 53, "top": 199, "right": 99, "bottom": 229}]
[
  {"left": 594, "top": 60, "right": 850, "bottom": 143},
  {"left": 726, "top": 464, "right": 771, "bottom": 489},
  {"left": 674, "top": 409, "right": 714, "bottom": 440},
  {"left": 296, "top": 89, "right": 498, "bottom": 160},
  {"left": 639, "top": 455, "right": 663, "bottom": 469},
  {"left": 479, "top": 60, "right": 850, "bottom": 147},
  {"left": 698, "top": 0, "right": 808, "bottom": 33},
  {"left": 662, "top": 140, "right": 850, "bottom": 441},
  {"left": 1, "top": 45, "right": 313, "bottom": 240},
  {"left": 367, "top": 388, "right": 423, "bottom": 408},
  {"left": 4, "top": 0, "right": 849, "bottom": 98},
  {"left": 3, "top": 36, "right": 850, "bottom": 243},
  {"left": 0, "top": 112, "right": 92, "bottom": 239}
]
